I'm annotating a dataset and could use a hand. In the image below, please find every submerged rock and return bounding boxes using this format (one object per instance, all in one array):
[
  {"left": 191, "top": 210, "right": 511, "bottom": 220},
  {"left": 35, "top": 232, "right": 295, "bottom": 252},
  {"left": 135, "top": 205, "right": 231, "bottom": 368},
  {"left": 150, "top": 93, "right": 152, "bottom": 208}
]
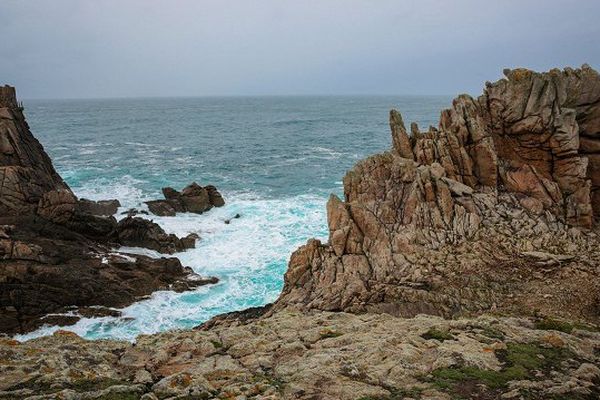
[{"left": 146, "top": 182, "right": 225, "bottom": 216}]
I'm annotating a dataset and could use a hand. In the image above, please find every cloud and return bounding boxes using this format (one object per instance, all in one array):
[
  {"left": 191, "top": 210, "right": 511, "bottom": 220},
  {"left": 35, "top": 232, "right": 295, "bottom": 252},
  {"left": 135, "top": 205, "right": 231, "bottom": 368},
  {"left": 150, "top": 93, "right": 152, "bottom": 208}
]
[{"left": 1, "top": 0, "right": 599, "bottom": 98}]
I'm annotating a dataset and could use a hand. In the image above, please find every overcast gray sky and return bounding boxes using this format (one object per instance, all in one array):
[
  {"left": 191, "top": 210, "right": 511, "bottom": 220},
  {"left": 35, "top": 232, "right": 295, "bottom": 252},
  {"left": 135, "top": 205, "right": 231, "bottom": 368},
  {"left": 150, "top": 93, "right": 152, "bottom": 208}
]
[{"left": 1, "top": 0, "right": 599, "bottom": 99}]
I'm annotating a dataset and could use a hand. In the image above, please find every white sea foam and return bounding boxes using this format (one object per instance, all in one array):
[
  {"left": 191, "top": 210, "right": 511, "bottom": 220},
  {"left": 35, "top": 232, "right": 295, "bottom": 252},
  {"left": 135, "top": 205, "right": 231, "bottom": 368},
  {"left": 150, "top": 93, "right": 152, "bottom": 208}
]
[
  {"left": 16, "top": 192, "right": 328, "bottom": 342},
  {"left": 73, "top": 175, "right": 146, "bottom": 208}
]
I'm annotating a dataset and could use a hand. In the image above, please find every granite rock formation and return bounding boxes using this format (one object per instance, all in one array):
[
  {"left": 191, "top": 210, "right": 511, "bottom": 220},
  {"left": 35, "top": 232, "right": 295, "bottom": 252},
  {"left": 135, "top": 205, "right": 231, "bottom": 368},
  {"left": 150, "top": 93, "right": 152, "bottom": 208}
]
[
  {"left": 146, "top": 183, "right": 225, "bottom": 216},
  {"left": 274, "top": 66, "right": 600, "bottom": 324},
  {"left": 0, "top": 87, "right": 217, "bottom": 335}
]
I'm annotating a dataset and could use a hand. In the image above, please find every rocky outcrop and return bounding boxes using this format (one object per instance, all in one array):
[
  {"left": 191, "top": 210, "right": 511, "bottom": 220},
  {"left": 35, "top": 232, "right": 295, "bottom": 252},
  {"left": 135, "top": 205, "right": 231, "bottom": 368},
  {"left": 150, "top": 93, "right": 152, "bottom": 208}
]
[
  {"left": 1, "top": 311, "right": 599, "bottom": 400},
  {"left": 274, "top": 66, "right": 600, "bottom": 323},
  {"left": 0, "top": 86, "right": 70, "bottom": 216},
  {"left": 0, "top": 218, "right": 213, "bottom": 335},
  {"left": 0, "top": 87, "right": 218, "bottom": 335},
  {"left": 146, "top": 183, "right": 225, "bottom": 216}
]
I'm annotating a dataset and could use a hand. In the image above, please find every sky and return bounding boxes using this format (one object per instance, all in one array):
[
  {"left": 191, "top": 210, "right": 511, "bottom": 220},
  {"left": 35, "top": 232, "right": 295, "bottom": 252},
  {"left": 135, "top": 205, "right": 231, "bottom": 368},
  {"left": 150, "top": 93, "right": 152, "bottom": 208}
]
[{"left": 1, "top": 0, "right": 599, "bottom": 99}]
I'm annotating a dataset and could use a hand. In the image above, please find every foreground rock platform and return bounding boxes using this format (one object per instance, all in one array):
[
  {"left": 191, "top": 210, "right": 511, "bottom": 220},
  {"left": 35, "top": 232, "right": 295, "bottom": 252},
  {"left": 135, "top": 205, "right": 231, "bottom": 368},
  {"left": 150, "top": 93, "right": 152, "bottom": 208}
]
[{"left": 1, "top": 310, "right": 598, "bottom": 399}]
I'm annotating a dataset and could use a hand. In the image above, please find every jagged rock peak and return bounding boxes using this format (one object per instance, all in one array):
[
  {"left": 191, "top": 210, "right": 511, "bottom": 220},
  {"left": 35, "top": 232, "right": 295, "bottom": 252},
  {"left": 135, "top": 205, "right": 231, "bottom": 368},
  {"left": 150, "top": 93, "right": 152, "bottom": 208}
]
[{"left": 393, "top": 65, "right": 600, "bottom": 228}]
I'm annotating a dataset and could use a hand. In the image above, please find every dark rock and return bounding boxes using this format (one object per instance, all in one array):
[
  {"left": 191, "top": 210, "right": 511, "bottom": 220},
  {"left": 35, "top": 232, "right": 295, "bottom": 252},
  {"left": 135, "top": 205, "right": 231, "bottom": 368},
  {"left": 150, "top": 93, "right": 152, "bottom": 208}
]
[
  {"left": 121, "top": 208, "right": 149, "bottom": 217},
  {"left": 146, "top": 200, "right": 177, "bottom": 216},
  {"left": 224, "top": 213, "right": 241, "bottom": 224},
  {"left": 181, "top": 233, "right": 199, "bottom": 249},
  {"left": 145, "top": 182, "right": 225, "bottom": 216},
  {"left": 206, "top": 185, "right": 225, "bottom": 207},
  {"left": 0, "top": 216, "right": 217, "bottom": 335},
  {"left": 114, "top": 216, "right": 194, "bottom": 254},
  {"left": 77, "top": 198, "right": 121, "bottom": 216}
]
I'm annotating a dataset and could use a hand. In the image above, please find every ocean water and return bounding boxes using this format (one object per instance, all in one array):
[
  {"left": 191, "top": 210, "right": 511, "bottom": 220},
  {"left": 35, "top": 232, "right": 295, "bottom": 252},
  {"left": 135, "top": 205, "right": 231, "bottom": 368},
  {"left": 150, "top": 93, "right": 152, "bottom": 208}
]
[{"left": 16, "top": 95, "right": 450, "bottom": 341}]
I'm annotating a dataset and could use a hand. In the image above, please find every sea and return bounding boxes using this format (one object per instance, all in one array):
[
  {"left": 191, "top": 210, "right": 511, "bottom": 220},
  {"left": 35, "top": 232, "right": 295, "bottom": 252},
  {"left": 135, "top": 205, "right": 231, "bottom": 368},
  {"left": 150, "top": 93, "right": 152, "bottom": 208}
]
[{"left": 16, "top": 95, "right": 451, "bottom": 341}]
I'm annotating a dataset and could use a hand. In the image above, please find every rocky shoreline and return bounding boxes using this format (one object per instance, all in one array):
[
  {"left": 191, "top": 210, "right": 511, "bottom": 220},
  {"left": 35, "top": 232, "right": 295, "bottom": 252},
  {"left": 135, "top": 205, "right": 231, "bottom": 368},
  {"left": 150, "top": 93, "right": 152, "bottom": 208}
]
[
  {"left": 0, "top": 85, "right": 221, "bottom": 335},
  {"left": 1, "top": 66, "right": 600, "bottom": 399}
]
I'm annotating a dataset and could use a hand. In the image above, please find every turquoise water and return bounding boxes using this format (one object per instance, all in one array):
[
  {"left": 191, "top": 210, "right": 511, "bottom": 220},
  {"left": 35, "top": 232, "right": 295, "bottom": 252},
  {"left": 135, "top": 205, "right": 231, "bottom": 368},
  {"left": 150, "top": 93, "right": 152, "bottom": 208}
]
[{"left": 17, "top": 96, "right": 450, "bottom": 341}]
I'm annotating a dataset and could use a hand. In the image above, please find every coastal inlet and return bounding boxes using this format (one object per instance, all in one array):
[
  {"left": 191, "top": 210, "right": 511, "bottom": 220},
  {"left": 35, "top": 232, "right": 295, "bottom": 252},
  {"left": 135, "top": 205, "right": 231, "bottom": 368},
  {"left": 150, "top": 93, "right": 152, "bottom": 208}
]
[{"left": 16, "top": 95, "right": 450, "bottom": 340}]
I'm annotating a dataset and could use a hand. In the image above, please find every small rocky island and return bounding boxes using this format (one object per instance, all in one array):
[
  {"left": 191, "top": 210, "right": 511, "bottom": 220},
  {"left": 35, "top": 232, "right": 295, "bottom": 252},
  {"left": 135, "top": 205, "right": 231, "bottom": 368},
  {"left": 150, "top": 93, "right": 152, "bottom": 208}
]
[
  {"left": 0, "top": 85, "right": 219, "bottom": 335},
  {"left": 146, "top": 183, "right": 225, "bottom": 216},
  {"left": 1, "top": 67, "right": 600, "bottom": 400}
]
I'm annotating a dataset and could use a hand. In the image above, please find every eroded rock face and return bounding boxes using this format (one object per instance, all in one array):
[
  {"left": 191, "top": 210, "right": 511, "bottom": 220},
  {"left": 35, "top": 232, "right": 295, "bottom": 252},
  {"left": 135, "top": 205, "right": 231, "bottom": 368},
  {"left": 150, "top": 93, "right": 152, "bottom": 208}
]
[
  {"left": 0, "top": 86, "right": 70, "bottom": 216},
  {"left": 146, "top": 182, "right": 225, "bottom": 216},
  {"left": 275, "top": 66, "right": 600, "bottom": 322}
]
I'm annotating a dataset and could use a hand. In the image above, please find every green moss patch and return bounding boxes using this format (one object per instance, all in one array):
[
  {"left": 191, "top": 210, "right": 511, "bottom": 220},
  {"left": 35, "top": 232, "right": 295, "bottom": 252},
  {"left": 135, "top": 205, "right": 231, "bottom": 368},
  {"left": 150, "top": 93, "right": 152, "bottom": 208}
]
[
  {"left": 535, "top": 318, "right": 600, "bottom": 334},
  {"left": 421, "top": 328, "right": 455, "bottom": 342},
  {"left": 357, "top": 387, "right": 423, "bottom": 400}
]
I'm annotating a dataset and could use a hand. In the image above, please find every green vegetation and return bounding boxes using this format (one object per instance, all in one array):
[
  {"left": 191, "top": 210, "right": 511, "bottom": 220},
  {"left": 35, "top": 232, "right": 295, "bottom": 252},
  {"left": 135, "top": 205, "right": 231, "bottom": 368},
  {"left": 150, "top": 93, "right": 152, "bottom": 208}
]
[
  {"left": 356, "top": 387, "right": 423, "bottom": 400},
  {"left": 96, "top": 393, "right": 140, "bottom": 400},
  {"left": 252, "top": 373, "right": 285, "bottom": 394},
  {"left": 534, "top": 318, "right": 575, "bottom": 333},
  {"left": 479, "top": 326, "right": 505, "bottom": 340},
  {"left": 421, "top": 328, "right": 455, "bottom": 342},
  {"left": 210, "top": 339, "right": 223, "bottom": 348},
  {"left": 423, "top": 342, "right": 576, "bottom": 398},
  {"left": 534, "top": 318, "right": 600, "bottom": 334}
]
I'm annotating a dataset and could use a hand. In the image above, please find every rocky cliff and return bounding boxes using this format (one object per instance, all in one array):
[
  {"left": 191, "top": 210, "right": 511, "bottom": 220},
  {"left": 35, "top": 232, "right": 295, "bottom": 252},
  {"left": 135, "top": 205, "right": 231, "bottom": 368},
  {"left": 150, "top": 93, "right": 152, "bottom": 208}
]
[
  {"left": 275, "top": 65, "right": 600, "bottom": 323},
  {"left": 0, "top": 87, "right": 217, "bottom": 334},
  {"left": 0, "top": 86, "right": 70, "bottom": 215}
]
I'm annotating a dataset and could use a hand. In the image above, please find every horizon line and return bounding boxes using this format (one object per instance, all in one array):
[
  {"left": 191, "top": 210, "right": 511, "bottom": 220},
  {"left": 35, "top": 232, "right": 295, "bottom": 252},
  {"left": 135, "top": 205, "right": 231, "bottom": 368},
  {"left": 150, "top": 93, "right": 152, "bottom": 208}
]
[{"left": 20, "top": 93, "right": 459, "bottom": 102}]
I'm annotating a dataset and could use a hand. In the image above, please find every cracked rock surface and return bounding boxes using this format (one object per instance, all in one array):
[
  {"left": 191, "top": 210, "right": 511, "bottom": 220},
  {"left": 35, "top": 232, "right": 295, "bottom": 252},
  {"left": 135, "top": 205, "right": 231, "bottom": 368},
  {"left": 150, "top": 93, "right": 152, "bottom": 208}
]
[{"left": 1, "top": 310, "right": 599, "bottom": 399}]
